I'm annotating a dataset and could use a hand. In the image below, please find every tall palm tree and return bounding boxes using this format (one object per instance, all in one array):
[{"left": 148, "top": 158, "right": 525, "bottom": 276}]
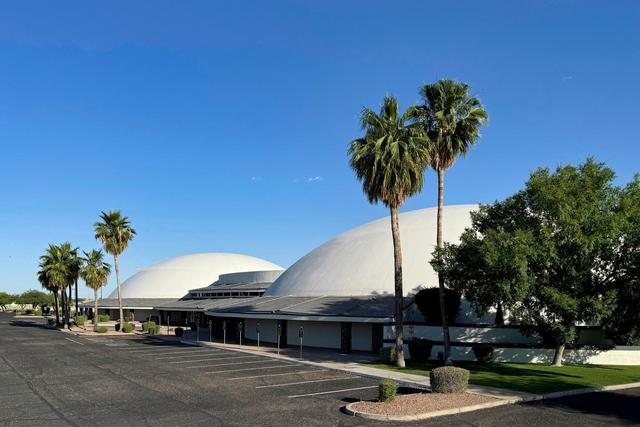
[
  {"left": 67, "top": 248, "right": 82, "bottom": 320},
  {"left": 39, "top": 243, "right": 76, "bottom": 328},
  {"left": 412, "top": 80, "right": 488, "bottom": 363},
  {"left": 349, "top": 96, "right": 429, "bottom": 368},
  {"left": 80, "top": 250, "right": 111, "bottom": 331},
  {"left": 94, "top": 210, "right": 136, "bottom": 330},
  {"left": 37, "top": 267, "right": 60, "bottom": 326}
]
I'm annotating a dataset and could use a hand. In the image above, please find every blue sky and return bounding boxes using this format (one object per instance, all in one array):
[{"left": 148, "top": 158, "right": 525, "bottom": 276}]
[{"left": 1, "top": 1, "right": 638, "bottom": 296}]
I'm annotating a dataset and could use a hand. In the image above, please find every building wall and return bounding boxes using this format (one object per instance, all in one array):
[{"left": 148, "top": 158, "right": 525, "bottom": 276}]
[
  {"left": 351, "top": 323, "right": 372, "bottom": 351},
  {"left": 286, "top": 320, "right": 341, "bottom": 350},
  {"left": 244, "top": 319, "right": 279, "bottom": 343}
]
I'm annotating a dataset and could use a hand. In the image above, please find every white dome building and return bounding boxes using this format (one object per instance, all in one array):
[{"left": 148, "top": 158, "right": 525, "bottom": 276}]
[
  {"left": 110, "top": 252, "right": 283, "bottom": 299},
  {"left": 265, "top": 205, "right": 478, "bottom": 297}
]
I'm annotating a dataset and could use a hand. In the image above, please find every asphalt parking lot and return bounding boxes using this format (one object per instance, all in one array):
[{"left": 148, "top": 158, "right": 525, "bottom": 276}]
[{"left": 1, "top": 313, "right": 639, "bottom": 426}]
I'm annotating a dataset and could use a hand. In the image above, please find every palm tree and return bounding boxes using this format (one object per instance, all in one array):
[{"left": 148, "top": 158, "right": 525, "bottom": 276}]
[
  {"left": 67, "top": 248, "right": 82, "bottom": 320},
  {"left": 94, "top": 210, "right": 136, "bottom": 330},
  {"left": 39, "top": 243, "right": 75, "bottom": 328},
  {"left": 37, "top": 267, "right": 60, "bottom": 326},
  {"left": 412, "top": 80, "right": 488, "bottom": 363},
  {"left": 80, "top": 250, "right": 111, "bottom": 331},
  {"left": 349, "top": 95, "right": 429, "bottom": 367}
]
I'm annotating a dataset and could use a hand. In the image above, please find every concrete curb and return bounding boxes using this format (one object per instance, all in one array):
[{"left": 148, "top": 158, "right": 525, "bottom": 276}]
[
  {"left": 525, "top": 381, "right": 640, "bottom": 401},
  {"left": 343, "top": 399, "right": 515, "bottom": 422}
]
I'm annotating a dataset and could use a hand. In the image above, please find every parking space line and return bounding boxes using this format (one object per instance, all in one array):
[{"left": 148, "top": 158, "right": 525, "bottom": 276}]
[
  {"left": 168, "top": 355, "right": 260, "bottom": 364},
  {"left": 229, "top": 369, "right": 326, "bottom": 380},
  {"left": 208, "top": 364, "right": 298, "bottom": 374},
  {"left": 155, "top": 352, "right": 233, "bottom": 360},
  {"left": 256, "top": 377, "right": 354, "bottom": 389},
  {"left": 288, "top": 386, "right": 377, "bottom": 398},
  {"left": 191, "top": 360, "right": 284, "bottom": 370},
  {"left": 125, "top": 349, "right": 213, "bottom": 356},
  {"left": 65, "top": 338, "right": 85, "bottom": 346}
]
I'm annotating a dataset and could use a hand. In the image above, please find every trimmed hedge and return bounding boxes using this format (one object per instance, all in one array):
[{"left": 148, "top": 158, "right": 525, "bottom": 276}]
[
  {"left": 95, "top": 326, "right": 108, "bottom": 333},
  {"left": 430, "top": 366, "right": 470, "bottom": 393},
  {"left": 97, "top": 314, "right": 110, "bottom": 322},
  {"left": 147, "top": 324, "right": 159, "bottom": 335},
  {"left": 142, "top": 321, "right": 156, "bottom": 332},
  {"left": 379, "top": 346, "right": 398, "bottom": 365},
  {"left": 408, "top": 338, "right": 433, "bottom": 362},
  {"left": 74, "top": 315, "right": 87, "bottom": 326},
  {"left": 472, "top": 343, "right": 494, "bottom": 363},
  {"left": 122, "top": 323, "right": 135, "bottom": 333},
  {"left": 175, "top": 327, "right": 184, "bottom": 337},
  {"left": 378, "top": 379, "right": 398, "bottom": 402}
]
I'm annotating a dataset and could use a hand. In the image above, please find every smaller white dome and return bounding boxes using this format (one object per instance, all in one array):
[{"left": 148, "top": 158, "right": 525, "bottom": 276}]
[{"left": 110, "top": 253, "right": 283, "bottom": 299}]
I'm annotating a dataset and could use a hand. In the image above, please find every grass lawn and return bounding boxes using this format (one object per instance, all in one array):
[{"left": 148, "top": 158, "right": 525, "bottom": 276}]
[{"left": 368, "top": 361, "right": 640, "bottom": 395}]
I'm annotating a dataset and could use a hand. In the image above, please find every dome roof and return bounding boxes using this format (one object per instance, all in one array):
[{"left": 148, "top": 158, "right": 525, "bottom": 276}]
[
  {"left": 110, "top": 253, "right": 283, "bottom": 299},
  {"left": 265, "top": 205, "right": 477, "bottom": 297}
]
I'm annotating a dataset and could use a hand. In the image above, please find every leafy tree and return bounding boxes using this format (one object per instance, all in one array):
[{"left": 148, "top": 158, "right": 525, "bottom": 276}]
[
  {"left": 349, "top": 96, "right": 429, "bottom": 367},
  {"left": 38, "top": 243, "right": 78, "bottom": 328},
  {"left": 0, "top": 292, "right": 16, "bottom": 311},
  {"left": 80, "top": 249, "right": 111, "bottom": 331},
  {"left": 413, "top": 287, "right": 461, "bottom": 325},
  {"left": 411, "top": 80, "right": 488, "bottom": 363},
  {"left": 94, "top": 210, "right": 136, "bottom": 330},
  {"left": 435, "top": 159, "right": 621, "bottom": 366},
  {"left": 602, "top": 176, "right": 640, "bottom": 344},
  {"left": 17, "top": 290, "right": 52, "bottom": 310}
]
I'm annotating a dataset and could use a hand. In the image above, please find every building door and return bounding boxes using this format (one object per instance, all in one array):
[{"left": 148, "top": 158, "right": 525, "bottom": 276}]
[
  {"left": 341, "top": 322, "right": 352, "bottom": 353},
  {"left": 371, "top": 324, "right": 383, "bottom": 353},
  {"left": 279, "top": 320, "right": 288, "bottom": 347}
]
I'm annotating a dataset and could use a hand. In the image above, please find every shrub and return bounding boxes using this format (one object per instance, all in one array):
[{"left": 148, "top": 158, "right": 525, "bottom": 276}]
[
  {"left": 95, "top": 326, "right": 108, "bottom": 333},
  {"left": 378, "top": 379, "right": 398, "bottom": 402},
  {"left": 122, "top": 323, "right": 134, "bottom": 333},
  {"left": 414, "top": 287, "right": 461, "bottom": 325},
  {"left": 430, "top": 367, "right": 470, "bottom": 393},
  {"left": 175, "top": 327, "right": 184, "bottom": 337},
  {"left": 379, "top": 346, "right": 398, "bottom": 365},
  {"left": 408, "top": 338, "right": 433, "bottom": 363},
  {"left": 472, "top": 343, "right": 494, "bottom": 363},
  {"left": 142, "top": 321, "right": 156, "bottom": 332},
  {"left": 148, "top": 324, "right": 159, "bottom": 335},
  {"left": 25, "top": 309, "right": 34, "bottom": 315},
  {"left": 74, "top": 315, "right": 87, "bottom": 326},
  {"left": 97, "top": 314, "right": 110, "bottom": 322}
]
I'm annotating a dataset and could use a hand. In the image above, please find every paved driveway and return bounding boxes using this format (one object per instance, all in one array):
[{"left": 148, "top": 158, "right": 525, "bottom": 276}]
[{"left": 1, "top": 313, "right": 638, "bottom": 426}]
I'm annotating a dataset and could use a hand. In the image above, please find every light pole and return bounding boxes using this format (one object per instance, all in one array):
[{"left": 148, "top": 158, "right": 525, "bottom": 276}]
[
  {"left": 299, "top": 326, "right": 304, "bottom": 360},
  {"left": 277, "top": 322, "right": 281, "bottom": 355}
]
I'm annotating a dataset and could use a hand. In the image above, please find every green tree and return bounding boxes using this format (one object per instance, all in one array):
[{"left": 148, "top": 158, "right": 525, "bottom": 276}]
[
  {"left": 94, "top": 210, "right": 136, "bottom": 330},
  {"left": 0, "top": 292, "right": 16, "bottom": 311},
  {"left": 411, "top": 79, "right": 488, "bottom": 363},
  {"left": 349, "top": 95, "right": 429, "bottom": 367},
  {"left": 37, "top": 268, "right": 59, "bottom": 324},
  {"left": 17, "top": 290, "right": 52, "bottom": 311},
  {"left": 435, "top": 159, "right": 621, "bottom": 366},
  {"left": 80, "top": 250, "right": 111, "bottom": 331},
  {"left": 39, "top": 244, "right": 72, "bottom": 327}
]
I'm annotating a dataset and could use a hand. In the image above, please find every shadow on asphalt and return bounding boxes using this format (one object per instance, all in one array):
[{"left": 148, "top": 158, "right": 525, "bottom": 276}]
[
  {"left": 528, "top": 389, "right": 640, "bottom": 424},
  {"left": 9, "top": 320, "right": 52, "bottom": 330}
]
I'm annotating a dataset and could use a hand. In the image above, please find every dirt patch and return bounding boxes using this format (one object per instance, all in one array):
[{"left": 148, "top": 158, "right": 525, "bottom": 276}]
[{"left": 350, "top": 391, "right": 497, "bottom": 416}]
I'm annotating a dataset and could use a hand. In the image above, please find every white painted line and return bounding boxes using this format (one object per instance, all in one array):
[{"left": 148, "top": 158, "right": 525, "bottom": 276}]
[
  {"left": 65, "top": 338, "right": 85, "bottom": 346},
  {"left": 156, "top": 352, "right": 232, "bottom": 360},
  {"left": 256, "top": 377, "right": 354, "bottom": 389},
  {"left": 209, "top": 364, "right": 298, "bottom": 374},
  {"left": 126, "top": 349, "right": 213, "bottom": 356},
  {"left": 191, "top": 360, "right": 284, "bottom": 370},
  {"left": 288, "top": 386, "right": 377, "bottom": 399},
  {"left": 169, "top": 356, "right": 260, "bottom": 364},
  {"left": 229, "top": 370, "right": 326, "bottom": 380}
]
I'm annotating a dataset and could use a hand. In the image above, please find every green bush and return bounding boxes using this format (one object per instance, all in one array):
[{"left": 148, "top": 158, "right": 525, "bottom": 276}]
[
  {"left": 95, "top": 326, "right": 108, "bottom": 333},
  {"left": 148, "top": 324, "right": 159, "bottom": 335},
  {"left": 414, "top": 287, "right": 461, "bottom": 325},
  {"left": 74, "top": 315, "right": 87, "bottom": 326},
  {"left": 142, "top": 321, "right": 156, "bottom": 332},
  {"left": 122, "top": 323, "right": 135, "bottom": 333},
  {"left": 408, "top": 338, "right": 433, "bottom": 362},
  {"left": 430, "top": 366, "right": 470, "bottom": 393},
  {"left": 97, "top": 314, "right": 110, "bottom": 322},
  {"left": 175, "top": 327, "right": 184, "bottom": 337},
  {"left": 379, "top": 346, "right": 398, "bottom": 365},
  {"left": 472, "top": 343, "right": 494, "bottom": 363},
  {"left": 378, "top": 379, "right": 398, "bottom": 402}
]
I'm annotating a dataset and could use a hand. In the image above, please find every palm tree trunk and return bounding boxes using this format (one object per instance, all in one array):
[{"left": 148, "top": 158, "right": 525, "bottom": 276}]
[
  {"left": 53, "top": 290, "right": 60, "bottom": 326},
  {"left": 390, "top": 205, "right": 406, "bottom": 368},
  {"left": 93, "top": 289, "right": 99, "bottom": 332},
  {"left": 114, "top": 255, "right": 125, "bottom": 332},
  {"left": 68, "top": 284, "right": 73, "bottom": 322},
  {"left": 436, "top": 168, "right": 452, "bottom": 364},
  {"left": 60, "top": 289, "right": 67, "bottom": 329},
  {"left": 74, "top": 278, "right": 79, "bottom": 319},
  {"left": 553, "top": 343, "right": 565, "bottom": 367}
]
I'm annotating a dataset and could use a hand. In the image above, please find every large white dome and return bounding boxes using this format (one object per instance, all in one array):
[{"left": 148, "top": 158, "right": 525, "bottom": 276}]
[
  {"left": 265, "top": 205, "right": 478, "bottom": 297},
  {"left": 110, "top": 253, "right": 283, "bottom": 299}
]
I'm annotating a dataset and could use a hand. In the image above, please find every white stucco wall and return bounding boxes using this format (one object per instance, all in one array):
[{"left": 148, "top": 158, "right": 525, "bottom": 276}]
[
  {"left": 287, "top": 320, "right": 341, "bottom": 349},
  {"left": 352, "top": 323, "right": 372, "bottom": 352},
  {"left": 244, "top": 318, "right": 279, "bottom": 343}
]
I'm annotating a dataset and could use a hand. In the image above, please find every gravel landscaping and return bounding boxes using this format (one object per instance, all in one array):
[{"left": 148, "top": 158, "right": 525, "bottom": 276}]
[{"left": 349, "top": 391, "right": 497, "bottom": 416}]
